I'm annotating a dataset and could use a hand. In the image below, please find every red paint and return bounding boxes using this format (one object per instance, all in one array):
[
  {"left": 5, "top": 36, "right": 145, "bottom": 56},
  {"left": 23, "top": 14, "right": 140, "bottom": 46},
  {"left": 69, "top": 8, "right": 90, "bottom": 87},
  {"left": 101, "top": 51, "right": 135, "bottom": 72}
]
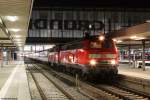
[{"left": 48, "top": 37, "right": 118, "bottom": 67}]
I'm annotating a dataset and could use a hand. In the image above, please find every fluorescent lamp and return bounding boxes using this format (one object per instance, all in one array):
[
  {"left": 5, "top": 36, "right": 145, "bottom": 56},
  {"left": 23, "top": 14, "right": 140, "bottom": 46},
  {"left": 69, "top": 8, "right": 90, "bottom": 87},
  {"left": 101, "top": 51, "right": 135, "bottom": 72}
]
[
  {"left": 130, "top": 36, "right": 137, "bottom": 39},
  {"left": 116, "top": 40, "right": 122, "bottom": 43},
  {"left": 5, "top": 29, "right": 8, "bottom": 33},
  {"left": 16, "top": 41, "right": 24, "bottom": 43},
  {"left": 130, "top": 36, "right": 145, "bottom": 40},
  {"left": 15, "top": 39, "right": 22, "bottom": 42},
  {"left": 134, "top": 37, "right": 145, "bottom": 40},
  {"left": 9, "top": 28, "right": 20, "bottom": 32},
  {"left": 146, "top": 20, "right": 150, "bottom": 23},
  {"left": 14, "top": 35, "right": 21, "bottom": 38},
  {"left": 113, "top": 39, "right": 117, "bottom": 42},
  {"left": 6, "top": 16, "right": 18, "bottom": 22},
  {"left": 18, "top": 44, "right": 23, "bottom": 46},
  {"left": 0, "top": 18, "right": 2, "bottom": 24}
]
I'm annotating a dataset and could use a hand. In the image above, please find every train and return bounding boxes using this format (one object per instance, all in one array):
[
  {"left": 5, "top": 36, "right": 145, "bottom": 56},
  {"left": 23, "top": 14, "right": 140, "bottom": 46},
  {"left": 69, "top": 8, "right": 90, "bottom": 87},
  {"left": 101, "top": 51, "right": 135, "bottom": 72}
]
[{"left": 47, "top": 35, "right": 119, "bottom": 80}]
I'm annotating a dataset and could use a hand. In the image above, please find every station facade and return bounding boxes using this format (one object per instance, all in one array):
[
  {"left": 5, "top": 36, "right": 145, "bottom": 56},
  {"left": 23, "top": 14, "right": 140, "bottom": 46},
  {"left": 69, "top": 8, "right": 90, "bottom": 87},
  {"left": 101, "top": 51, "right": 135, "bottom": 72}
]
[{"left": 28, "top": 8, "right": 150, "bottom": 38}]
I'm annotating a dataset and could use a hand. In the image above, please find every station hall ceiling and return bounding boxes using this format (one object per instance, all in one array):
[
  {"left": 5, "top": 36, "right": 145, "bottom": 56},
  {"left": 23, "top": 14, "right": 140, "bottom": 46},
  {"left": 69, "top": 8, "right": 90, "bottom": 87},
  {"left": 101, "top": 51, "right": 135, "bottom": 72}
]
[
  {"left": 111, "top": 22, "right": 150, "bottom": 41},
  {"left": 0, "top": 0, "right": 33, "bottom": 49},
  {"left": 33, "top": 0, "right": 150, "bottom": 8}
]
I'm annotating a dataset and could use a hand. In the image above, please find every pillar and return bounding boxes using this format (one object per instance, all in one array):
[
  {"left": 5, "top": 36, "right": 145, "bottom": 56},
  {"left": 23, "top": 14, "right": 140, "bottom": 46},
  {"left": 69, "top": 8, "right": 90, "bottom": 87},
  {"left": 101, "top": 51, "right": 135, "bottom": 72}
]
[
  {"left": 142, "top": 40, "right": 145, "bottom": 71},
  {"left": 128, "top": 44, "right": 131, "bottom": 67}
]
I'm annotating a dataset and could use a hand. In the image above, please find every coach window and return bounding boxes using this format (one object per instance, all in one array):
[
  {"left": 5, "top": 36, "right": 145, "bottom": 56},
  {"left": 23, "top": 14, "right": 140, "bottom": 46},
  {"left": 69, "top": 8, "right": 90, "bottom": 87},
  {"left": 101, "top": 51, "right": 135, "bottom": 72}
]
[{"left": 68, "top": 53, "right": 74, "bottom": 63}]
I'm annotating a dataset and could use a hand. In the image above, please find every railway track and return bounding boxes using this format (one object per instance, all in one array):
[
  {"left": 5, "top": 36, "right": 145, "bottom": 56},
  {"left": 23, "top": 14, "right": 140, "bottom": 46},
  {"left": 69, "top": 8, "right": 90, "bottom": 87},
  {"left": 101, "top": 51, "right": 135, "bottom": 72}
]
[
  {"left": 26, "top": 64, "right": 70, "bottom": 100},
  {"left": 96, "top": 85, "right": 149, "bottom": 100},
  {"left": 34, "top": 63, "right": 149, "bottom": 100},
  {"left": 27, "top": 65, "right": 47, "bottom": 100},
  {"left": 29, "top": 63, "right": 118, "bottom": 100}
]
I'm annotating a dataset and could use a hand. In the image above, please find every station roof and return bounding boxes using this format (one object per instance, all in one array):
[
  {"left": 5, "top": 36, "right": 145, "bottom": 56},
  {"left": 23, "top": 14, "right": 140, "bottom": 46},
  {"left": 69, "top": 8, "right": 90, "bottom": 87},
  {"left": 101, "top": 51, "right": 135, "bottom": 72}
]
[
  {"left": 33, "top": 0, "right": 150, "bottom": 8},
  {"left": 111, "top": 22, "right": 150, "bottom": 41},
  {"left": 111, "top": 22, "right": 150, "bottom": 49},
  {"left": 0, "top": 0, "right": 33, "bottom": 49}
]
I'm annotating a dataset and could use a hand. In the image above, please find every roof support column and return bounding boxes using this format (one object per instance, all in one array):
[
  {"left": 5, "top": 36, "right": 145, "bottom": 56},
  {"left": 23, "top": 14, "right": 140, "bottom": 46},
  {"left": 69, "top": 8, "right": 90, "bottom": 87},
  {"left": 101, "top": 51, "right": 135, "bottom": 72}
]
[
  {"left": 128, "top": 44, "right": 131, "bottom": 67},
  {"left": 142, "top": 40, "right": 145, "bottom": 71},
  {"left": 133, "top": 50, "right": 136, "bottom": 68},
  {"left": 0, "top": 44, "right": 3, "bottom": 68}
]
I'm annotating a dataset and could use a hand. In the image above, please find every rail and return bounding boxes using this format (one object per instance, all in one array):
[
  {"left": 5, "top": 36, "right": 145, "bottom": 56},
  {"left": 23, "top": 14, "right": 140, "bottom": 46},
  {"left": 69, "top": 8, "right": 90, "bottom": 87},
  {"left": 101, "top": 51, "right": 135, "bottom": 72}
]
[{"left": 27, "top": 58, "right": 150, "bottom": 99}]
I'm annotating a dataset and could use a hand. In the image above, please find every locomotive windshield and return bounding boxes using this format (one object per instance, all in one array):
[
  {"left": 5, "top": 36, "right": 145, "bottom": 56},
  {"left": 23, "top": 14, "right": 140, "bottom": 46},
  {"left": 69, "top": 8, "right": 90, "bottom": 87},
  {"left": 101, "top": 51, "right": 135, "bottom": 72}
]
[{"left": 90, "top": 39, "right": 113, "bottom": 49}]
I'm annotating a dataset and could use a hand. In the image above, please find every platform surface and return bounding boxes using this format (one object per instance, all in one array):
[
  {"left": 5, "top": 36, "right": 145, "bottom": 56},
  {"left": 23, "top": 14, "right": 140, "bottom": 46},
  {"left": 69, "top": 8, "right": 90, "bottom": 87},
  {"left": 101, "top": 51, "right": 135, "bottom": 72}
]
[
  {"left": 119, "top": 64, "right": 150, "bottom": 80},
  {"left": 0, "top": 61, "right": 31, "bottom": 100}
]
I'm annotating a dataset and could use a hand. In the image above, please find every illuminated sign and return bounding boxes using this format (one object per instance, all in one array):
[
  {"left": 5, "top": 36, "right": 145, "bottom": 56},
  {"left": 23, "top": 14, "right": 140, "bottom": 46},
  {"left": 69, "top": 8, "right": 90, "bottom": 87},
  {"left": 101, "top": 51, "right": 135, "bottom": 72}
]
[{"left": 29, "top": 19, "right": 105, "bottom": 30}]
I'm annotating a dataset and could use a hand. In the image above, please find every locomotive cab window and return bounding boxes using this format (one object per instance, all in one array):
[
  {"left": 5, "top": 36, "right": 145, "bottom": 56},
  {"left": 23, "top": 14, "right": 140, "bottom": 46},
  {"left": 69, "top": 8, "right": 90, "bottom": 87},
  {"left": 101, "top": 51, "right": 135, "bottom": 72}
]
[
  {"left": 103, "top": 39, "right": 113, "bottom": 48},
  {"left": 90, "top": 41, "right": 102, "bottom": 48},
  {"left": 90, "top": 39, "right": 113, "bottom": 49}
]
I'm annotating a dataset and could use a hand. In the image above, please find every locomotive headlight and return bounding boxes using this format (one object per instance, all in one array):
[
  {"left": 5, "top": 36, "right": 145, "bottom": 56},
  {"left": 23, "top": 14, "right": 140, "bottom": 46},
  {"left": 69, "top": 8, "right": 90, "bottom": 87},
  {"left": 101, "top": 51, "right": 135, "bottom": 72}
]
[
  {"left": 111, "top": 60, "right": 116, "bottom": 65},
  {"left": 90, "top": 59, "right": 97, "bottom": 66}
]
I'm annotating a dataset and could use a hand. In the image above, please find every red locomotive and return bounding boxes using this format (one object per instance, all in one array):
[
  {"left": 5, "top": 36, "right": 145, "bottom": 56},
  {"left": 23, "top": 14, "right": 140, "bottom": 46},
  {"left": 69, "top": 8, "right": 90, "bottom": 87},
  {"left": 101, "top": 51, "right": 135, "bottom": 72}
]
[{"left": 48, "top": 35, "right": 118, "bottom": 79}]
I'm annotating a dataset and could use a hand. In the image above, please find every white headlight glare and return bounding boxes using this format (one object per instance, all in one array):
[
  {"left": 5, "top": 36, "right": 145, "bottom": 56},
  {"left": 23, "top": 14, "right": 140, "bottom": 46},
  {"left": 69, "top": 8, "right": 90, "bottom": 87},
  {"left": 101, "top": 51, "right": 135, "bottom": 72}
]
[
  {"left": 111, "top": 60, "right": 116, "bottom": 65},
  {"left": 90, "top": 59, "right": 97, "bottom": 66}
]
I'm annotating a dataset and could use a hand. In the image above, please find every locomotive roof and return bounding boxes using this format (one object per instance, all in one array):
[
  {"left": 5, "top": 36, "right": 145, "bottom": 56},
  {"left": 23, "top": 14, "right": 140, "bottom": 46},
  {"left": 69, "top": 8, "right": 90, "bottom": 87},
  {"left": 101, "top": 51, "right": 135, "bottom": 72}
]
[
  {"left": 47, "top": 35, "right": 112, "bottom": 52},
  {"left": 47, "top": 36, "right": 96, "bottom": 51}
]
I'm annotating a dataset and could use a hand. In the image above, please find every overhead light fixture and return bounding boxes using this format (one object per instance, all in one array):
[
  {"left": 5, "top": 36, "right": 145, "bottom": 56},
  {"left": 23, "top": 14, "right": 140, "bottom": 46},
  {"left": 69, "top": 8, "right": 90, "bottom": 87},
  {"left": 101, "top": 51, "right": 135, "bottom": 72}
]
[
  {"left": 134, "top": 37, "right": 145, "bottom": 40},
  {"left": 113, "top": 39, "right": 123, "bottom": 43},
  {"left": 99, "top": 36, "right": 105, "bottom": 41},
  {"left": 5, "top": 28, "right": 8, "bottom": 33},
  {"left": 145, "top": 20, "right": 150, "bottom": 23},
  {"left": 0, "top": 18, "right": 2, "bottom": 24},
  {"left": 9, "top": 28, "right": 20, "bottom": 32},
  {"left": 15, "top": 39, "right": 22, "bottom": 42},
  {"left": 89, "top": 24, "right": 92, "bottom": 29},
  {"left": 112, "top": 39, "right": 117, "bottom": 42},
  {"left": 16, "top": 41, "right": 24, "bottom": 43},
  {"left": 14, "top": 35, "right": 22, "bottom": 38},
  {"left": 130, "top": 36, "right": 137, "bottom": 39},
  {"left": 130, "top": 35, "right": 145, "bottom": 40},
  {"left": 116, "top": 40, "right": 122, "bottom": 43},
  {"left": 18, "top": 46, "right": 23, "bottom": 51},
  {"left": 5, "top": 16, "right": 18, "bottom": 22},
  {"left": 18, "top": 43, "right": 24, "bottom": 46}
]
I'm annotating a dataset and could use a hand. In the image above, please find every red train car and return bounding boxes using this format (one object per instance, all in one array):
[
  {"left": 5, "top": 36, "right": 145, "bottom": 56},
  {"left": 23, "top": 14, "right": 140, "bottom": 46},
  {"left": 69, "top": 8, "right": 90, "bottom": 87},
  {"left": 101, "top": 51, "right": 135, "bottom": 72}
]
[{"left": 48, "top": 36, "right": 118, "bottom": 79}]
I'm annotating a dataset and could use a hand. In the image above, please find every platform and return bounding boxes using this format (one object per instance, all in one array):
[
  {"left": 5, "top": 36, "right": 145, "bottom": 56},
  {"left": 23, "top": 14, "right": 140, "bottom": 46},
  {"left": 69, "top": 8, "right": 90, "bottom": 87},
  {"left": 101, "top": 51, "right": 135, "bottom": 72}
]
[
  {"left": 119, "top": 64, "right": 150, "bottom": 80},
  {"left": 0, "top": 61, "right": 31, "bottom": 100}
]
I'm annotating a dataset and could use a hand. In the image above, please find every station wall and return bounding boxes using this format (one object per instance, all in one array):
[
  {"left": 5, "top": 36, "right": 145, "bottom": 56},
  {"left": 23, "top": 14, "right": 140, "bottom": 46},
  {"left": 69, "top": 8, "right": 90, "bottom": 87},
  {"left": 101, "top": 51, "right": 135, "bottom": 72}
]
[{"left": 28, "top": 8, "right": 150, "bottom": 38}]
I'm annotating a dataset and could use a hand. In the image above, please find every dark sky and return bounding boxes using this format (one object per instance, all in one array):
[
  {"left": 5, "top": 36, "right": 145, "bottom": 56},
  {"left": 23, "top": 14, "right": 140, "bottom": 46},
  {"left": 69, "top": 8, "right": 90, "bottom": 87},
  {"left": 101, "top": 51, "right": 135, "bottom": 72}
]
[{"left": 33, "top": 0, "right": 150, "bottom": 8}]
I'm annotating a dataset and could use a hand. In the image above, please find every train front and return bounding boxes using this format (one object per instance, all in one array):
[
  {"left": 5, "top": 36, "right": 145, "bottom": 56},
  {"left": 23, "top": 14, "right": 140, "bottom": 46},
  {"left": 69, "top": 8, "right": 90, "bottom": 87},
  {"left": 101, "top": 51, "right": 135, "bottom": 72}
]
[{"left": 83, "top": 36, "right": 118, "bottom": 78}]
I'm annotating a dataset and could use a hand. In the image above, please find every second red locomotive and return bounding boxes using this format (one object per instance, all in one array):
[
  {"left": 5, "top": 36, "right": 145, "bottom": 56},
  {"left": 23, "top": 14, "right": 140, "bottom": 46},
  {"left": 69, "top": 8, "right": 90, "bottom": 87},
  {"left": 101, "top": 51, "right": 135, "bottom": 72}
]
[{"left": 48, "top": 35, "right": 118, "bottom": 79}]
